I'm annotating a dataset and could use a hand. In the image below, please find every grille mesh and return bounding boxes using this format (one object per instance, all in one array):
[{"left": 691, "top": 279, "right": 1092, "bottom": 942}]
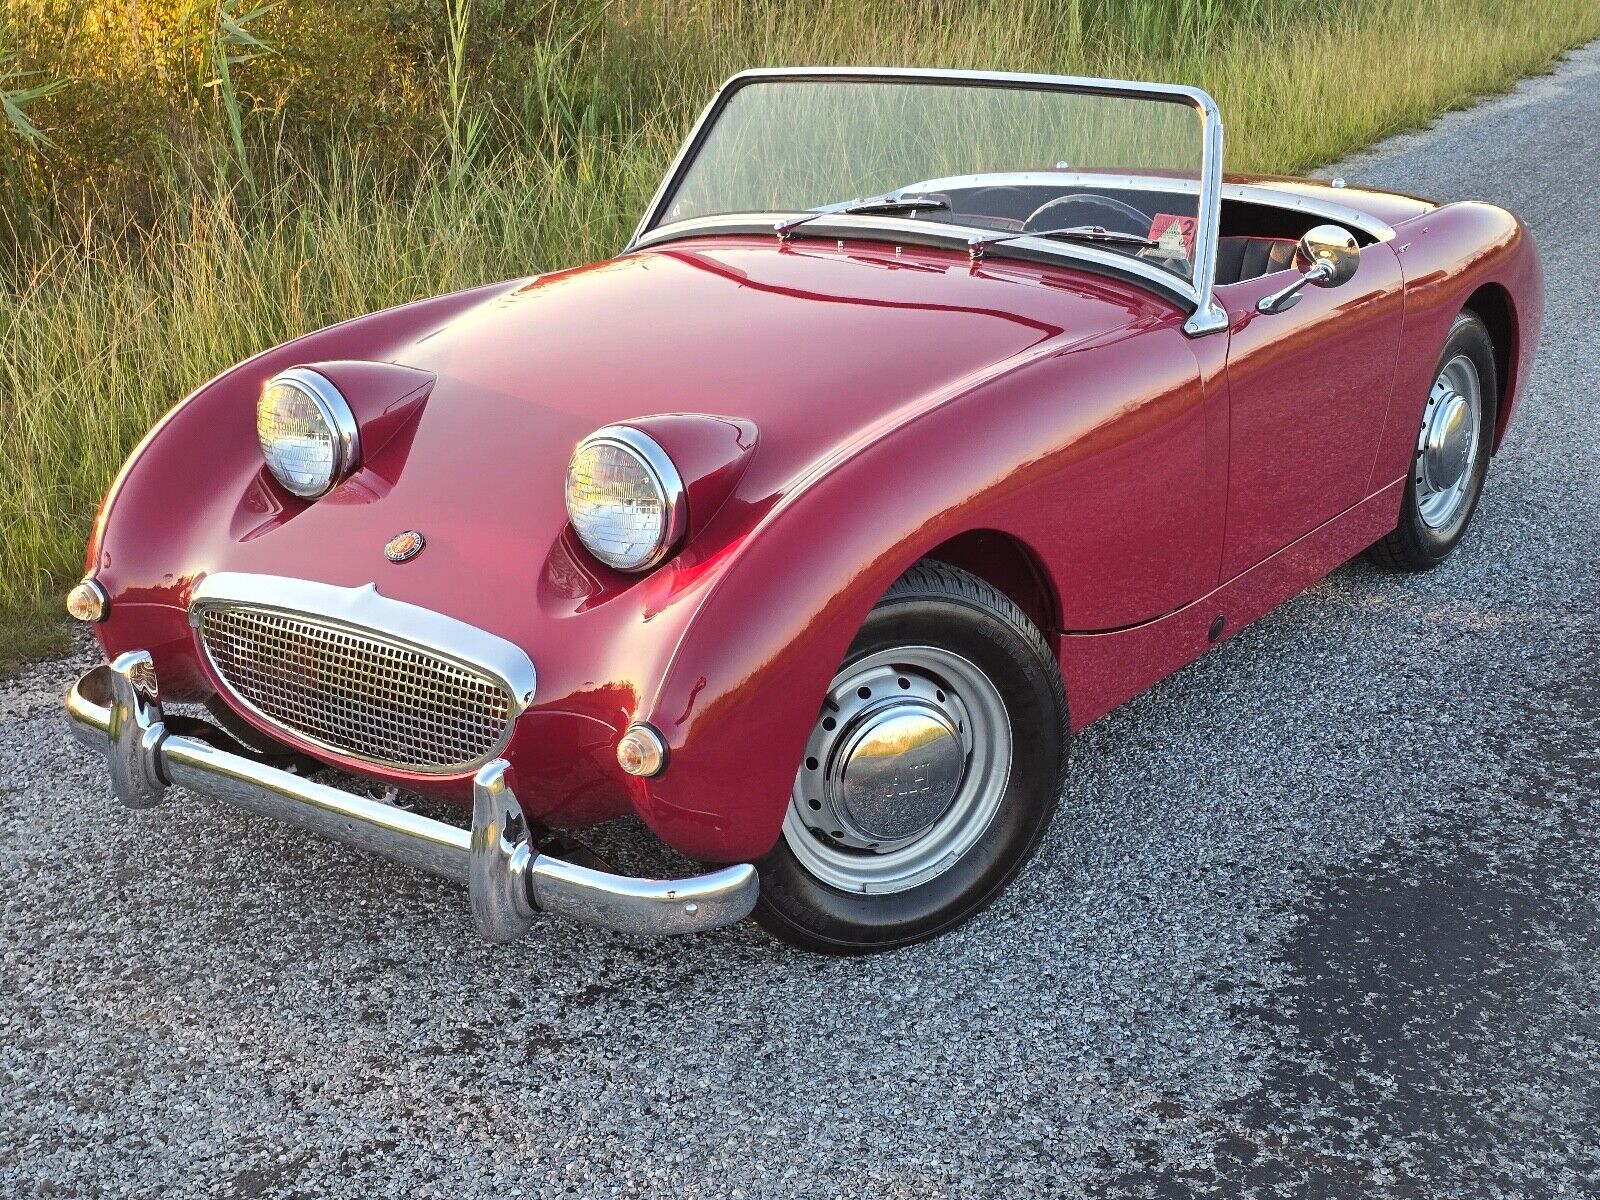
[{"left": 197, "top": 606, "right": 513, "bottom": 772}]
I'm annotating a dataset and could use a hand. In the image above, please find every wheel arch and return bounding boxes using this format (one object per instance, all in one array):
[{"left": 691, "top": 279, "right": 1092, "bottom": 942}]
[
  {"left": 920, "top": 528, "right": 1061, "bottom": 650},
  {"left": 1374, "top": 201, "right": 1542, "bottom": 486},
  {"left": 630, "top": 426, "right": 1065, "bottom": 863},
  {"left": 1461, "top": 281, "right": 1519, "bottom": 454}
]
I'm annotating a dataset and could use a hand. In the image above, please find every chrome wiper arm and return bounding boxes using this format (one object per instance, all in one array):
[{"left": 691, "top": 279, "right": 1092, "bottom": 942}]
[
  {"left": 775, "top": 195, "right": 950, "bottom": 241},
  {"left": 967, "top": 224, "right": 1157, "bottom": 261}
]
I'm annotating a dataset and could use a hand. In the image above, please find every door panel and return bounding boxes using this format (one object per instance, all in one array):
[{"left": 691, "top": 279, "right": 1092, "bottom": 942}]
[{"left": 1214, "top": 241, "right": 1405, "bottom": 580}]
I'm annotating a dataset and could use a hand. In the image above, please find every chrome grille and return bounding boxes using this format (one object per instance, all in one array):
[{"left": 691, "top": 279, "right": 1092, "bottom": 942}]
[{"left": 196, "top": 605, "right": 514, "bottom": 772}]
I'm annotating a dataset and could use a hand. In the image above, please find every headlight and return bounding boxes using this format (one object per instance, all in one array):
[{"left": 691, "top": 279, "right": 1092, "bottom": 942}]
[
  {"left": 257, "top": 367, "right": 360, "bottom": 498},
  {"left": 565, "top": 426, "right": 687, "bottom": 571}
]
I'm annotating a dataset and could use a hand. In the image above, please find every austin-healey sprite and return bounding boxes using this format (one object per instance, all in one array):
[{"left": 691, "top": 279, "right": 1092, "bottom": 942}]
[{"left": 64, "top": 69, "right": 1542, "bottom": 952}]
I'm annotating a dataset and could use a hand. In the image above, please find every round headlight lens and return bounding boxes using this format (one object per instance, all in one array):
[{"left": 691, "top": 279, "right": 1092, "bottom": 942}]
[
  {"left": 257, "top": 368, "right": 360, "bottom": 498},
  {"left": 565, "top": 427, "right": 686, "bottom": 572}
]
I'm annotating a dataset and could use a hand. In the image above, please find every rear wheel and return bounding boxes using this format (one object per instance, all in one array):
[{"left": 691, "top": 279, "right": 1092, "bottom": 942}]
[
  {"left": 754, "top": 561, "right": 1067, "bottom": 954},
  {"left": 1368, "top": 311, "right": 1498, "bottom": 571}
]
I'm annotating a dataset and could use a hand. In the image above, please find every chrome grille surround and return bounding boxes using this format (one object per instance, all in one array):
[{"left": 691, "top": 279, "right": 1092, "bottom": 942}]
[{"left": 189, "top": 574, "right": 537, "bottom": 775}]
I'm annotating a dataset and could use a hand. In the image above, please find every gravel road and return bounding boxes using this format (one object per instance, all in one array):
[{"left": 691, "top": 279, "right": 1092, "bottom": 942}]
[{"left": 4, "top": 42, "right": 1598, "bottom": 1200}]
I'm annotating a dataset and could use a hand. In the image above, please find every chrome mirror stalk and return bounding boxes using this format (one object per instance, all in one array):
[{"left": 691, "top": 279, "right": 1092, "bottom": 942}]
[
  {"left": 1256, "top": 261, "right": 1334, "bottom": 314},
  {"left": 1258, "top": 223, "right": 1360, "bottom": 315}
]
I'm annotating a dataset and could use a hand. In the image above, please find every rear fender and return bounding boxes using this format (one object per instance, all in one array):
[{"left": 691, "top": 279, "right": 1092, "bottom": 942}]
[{"left": 1370, "top": 202, "right": 1542, "bottom": 488}]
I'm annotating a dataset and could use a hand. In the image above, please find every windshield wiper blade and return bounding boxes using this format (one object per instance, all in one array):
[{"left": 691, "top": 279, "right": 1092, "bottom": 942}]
[
  {"left": 1042, "top": 224, "right": 1158, "bottom": 247},
  {"left": 775, "top": 195, "right": 950, "bottom": 240},
  {"left": 840, "top": 197, "right": 950, "bottom": 216},
  {"left": 967, "top": 224, "right": 1157, "bottom": 261}
]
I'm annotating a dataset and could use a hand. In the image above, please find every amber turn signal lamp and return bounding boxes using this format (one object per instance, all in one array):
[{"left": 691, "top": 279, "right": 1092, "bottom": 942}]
[
  {"left": 66, "top": 579, "right": 108, "bottom": 623},
  {"left": 617, "top": 724, "right": 668, "bottom": 778}
]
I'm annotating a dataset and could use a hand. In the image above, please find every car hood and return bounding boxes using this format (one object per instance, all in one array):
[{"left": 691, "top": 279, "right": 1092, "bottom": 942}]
[
  {"left": 405, "top": 235, "right": 1153, "bottom": 482},
  {"left": 103, "top": 235, "right": 1172, "bottom": 650}
]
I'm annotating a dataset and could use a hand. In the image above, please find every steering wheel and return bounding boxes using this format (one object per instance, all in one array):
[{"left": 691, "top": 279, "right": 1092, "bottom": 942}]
[{"left": 1023, "top": 193, "right": 1152, "bottom": 235}]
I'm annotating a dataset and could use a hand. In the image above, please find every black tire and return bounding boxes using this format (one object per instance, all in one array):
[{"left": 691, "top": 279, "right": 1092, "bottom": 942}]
[
  {"left": 754, "top": 561, "right": 1068, "bottom": 954},
  {"left": 1367, "top": 310, "right": 1499, "bottom": 571}
]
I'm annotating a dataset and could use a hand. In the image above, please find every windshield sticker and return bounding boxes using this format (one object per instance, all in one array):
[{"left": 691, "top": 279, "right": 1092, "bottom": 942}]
[{"left": 1149, "top": 213, "right": 1196, "bottom": 261}]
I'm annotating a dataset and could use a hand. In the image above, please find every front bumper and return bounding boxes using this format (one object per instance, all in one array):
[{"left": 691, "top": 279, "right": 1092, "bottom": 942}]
[{"left": 65, "top": 651, "right": 758, "bottom": 941}]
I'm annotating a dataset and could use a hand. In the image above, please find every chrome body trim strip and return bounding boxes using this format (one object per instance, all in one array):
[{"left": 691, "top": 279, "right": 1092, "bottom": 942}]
[
  {"left": 1232, "top": 181, "right": 1397, "bottom": 241},
  {"left": 624, "top": 66, "right": 1231, "bottom": 336},
  {"left": 887, "top": 171, "right": 1397, "bottom": 242},
  {"left": 66, "top": 655, "right": 758, "bottom": 940}
]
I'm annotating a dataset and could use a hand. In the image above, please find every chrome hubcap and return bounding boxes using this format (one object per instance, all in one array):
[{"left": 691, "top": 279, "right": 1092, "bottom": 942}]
[
  {"left": 831, "top": 702, "right": 965, "bottom": 846},
  {"left": 1415, "top": 354, "right": 1482, "bottom": 530},
  {"left": 783, "top": 646, "right": 1012, "bottom": 894}
]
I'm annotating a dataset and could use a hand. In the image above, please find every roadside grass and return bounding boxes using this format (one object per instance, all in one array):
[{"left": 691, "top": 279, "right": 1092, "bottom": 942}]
[
  {"left": 0, "top": 602, "right": 69, "bottom": 673},
  {"left": 2, "top": 0, "right": 1598, "bottom": 668}
]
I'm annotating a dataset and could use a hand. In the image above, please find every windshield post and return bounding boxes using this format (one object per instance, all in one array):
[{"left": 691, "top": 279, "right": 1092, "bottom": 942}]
[{"left": 1184, "top": 95, "right": 1226, "bottom": 337}]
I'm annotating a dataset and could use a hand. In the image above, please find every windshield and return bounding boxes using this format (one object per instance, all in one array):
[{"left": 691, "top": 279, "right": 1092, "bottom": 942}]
[{"left": 647, "top": 77, "right": 1209, "bottom": 281}]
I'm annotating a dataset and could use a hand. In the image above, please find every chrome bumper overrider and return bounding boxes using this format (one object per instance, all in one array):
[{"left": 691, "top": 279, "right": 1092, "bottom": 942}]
[{"left": 65, "top": 651, "right": 757, "bottom": 940}]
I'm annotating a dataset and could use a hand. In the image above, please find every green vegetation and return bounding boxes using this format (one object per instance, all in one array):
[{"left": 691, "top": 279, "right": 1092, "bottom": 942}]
[{"left": 2, "top": 0, "right": 1598, "bottom": 668}]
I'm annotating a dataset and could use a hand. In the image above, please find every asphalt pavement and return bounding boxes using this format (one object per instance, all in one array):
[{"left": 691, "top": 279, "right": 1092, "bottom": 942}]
[{"left": 3, "top": 39, "right": 1598, "bottom": 1200}]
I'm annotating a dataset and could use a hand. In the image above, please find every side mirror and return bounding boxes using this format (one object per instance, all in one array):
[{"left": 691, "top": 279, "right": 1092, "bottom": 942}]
[{"left": 1257, "top": 224, "right": 1360, "bottom": 315}]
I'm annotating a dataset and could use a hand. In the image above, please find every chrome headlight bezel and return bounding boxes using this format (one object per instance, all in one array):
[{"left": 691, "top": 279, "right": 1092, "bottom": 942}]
[
  {"left": 564, "top": 426, "right": 688, "bottom": 572},
  {"left": 257, "top": 367, "right": 361, "bottom": 499}
]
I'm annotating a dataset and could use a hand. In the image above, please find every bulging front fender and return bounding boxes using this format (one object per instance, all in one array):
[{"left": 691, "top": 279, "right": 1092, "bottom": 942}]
[
  {"left": 629, "top": 322, "right": 1195, "bottom": 861},
  {"left": 87, "top": 280, "right": 525, "bottom": 606}
]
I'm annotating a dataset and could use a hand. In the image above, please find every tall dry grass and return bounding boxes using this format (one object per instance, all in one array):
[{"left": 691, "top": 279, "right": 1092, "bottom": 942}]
[{"left": 2, "top": 0, "right": 1598, "bottom": 662}]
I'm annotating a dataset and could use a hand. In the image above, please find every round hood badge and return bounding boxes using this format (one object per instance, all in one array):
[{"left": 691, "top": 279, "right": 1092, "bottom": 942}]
[{"left": 384, "top": 530, "right": 426, "bottom": 563}]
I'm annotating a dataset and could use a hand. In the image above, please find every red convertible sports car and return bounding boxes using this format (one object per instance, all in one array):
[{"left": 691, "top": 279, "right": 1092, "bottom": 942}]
[{"left": 65, "top": 69, "right": 1541, "bottom": 952}]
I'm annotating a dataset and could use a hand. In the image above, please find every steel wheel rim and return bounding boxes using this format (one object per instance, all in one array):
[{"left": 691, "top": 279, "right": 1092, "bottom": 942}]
[
  {"left": 782, "top": 645, "right": 1013, "bottom": 895},
  {"left": 1414, "top": 353, "right": 1482, "bottom": 530}
]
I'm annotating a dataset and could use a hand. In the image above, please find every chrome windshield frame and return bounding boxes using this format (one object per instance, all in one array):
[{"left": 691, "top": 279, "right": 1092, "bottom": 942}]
[{"left": 625, "top": 67, "right": 1228, "bottom": 337}]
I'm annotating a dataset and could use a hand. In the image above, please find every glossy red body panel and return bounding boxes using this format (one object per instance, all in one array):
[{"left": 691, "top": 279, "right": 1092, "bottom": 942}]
[
  {"left": 310, "top": 359, "right": 435, "bottom": 459},
  {"left": 1372, "top": 203, "right": 1542, "bottom": 473},
  {"left": 1062, "top": 479, "right": 1405, "bottom": 725},
  {"left": 1214, "top": 242, "right": 1405, "bottom": 578},
  {"left": 88, "top": 184, "right": 1541, "bottom": 864}
]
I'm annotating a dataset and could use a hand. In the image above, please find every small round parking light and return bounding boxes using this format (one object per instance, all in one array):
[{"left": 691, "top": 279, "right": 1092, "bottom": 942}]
[
  {"left": 617, "top": 724, "right": 668, "bottom": 778},
  {"left": 65, "top": 579, "right": 108, "bottom": 623}
]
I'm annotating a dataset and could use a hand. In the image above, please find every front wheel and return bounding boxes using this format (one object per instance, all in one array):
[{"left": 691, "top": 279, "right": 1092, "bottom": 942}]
[
  {"left": 1367, "top": 310, "right": 1499, "bottom": 571},
  {"left": 754, "top": 562, "right": 1068, "bottom": 953}
]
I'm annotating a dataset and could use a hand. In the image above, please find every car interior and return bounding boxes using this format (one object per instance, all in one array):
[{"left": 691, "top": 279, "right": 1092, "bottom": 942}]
[{"left": 902, "top": 181, "right": 1369, "bottom": 285}]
